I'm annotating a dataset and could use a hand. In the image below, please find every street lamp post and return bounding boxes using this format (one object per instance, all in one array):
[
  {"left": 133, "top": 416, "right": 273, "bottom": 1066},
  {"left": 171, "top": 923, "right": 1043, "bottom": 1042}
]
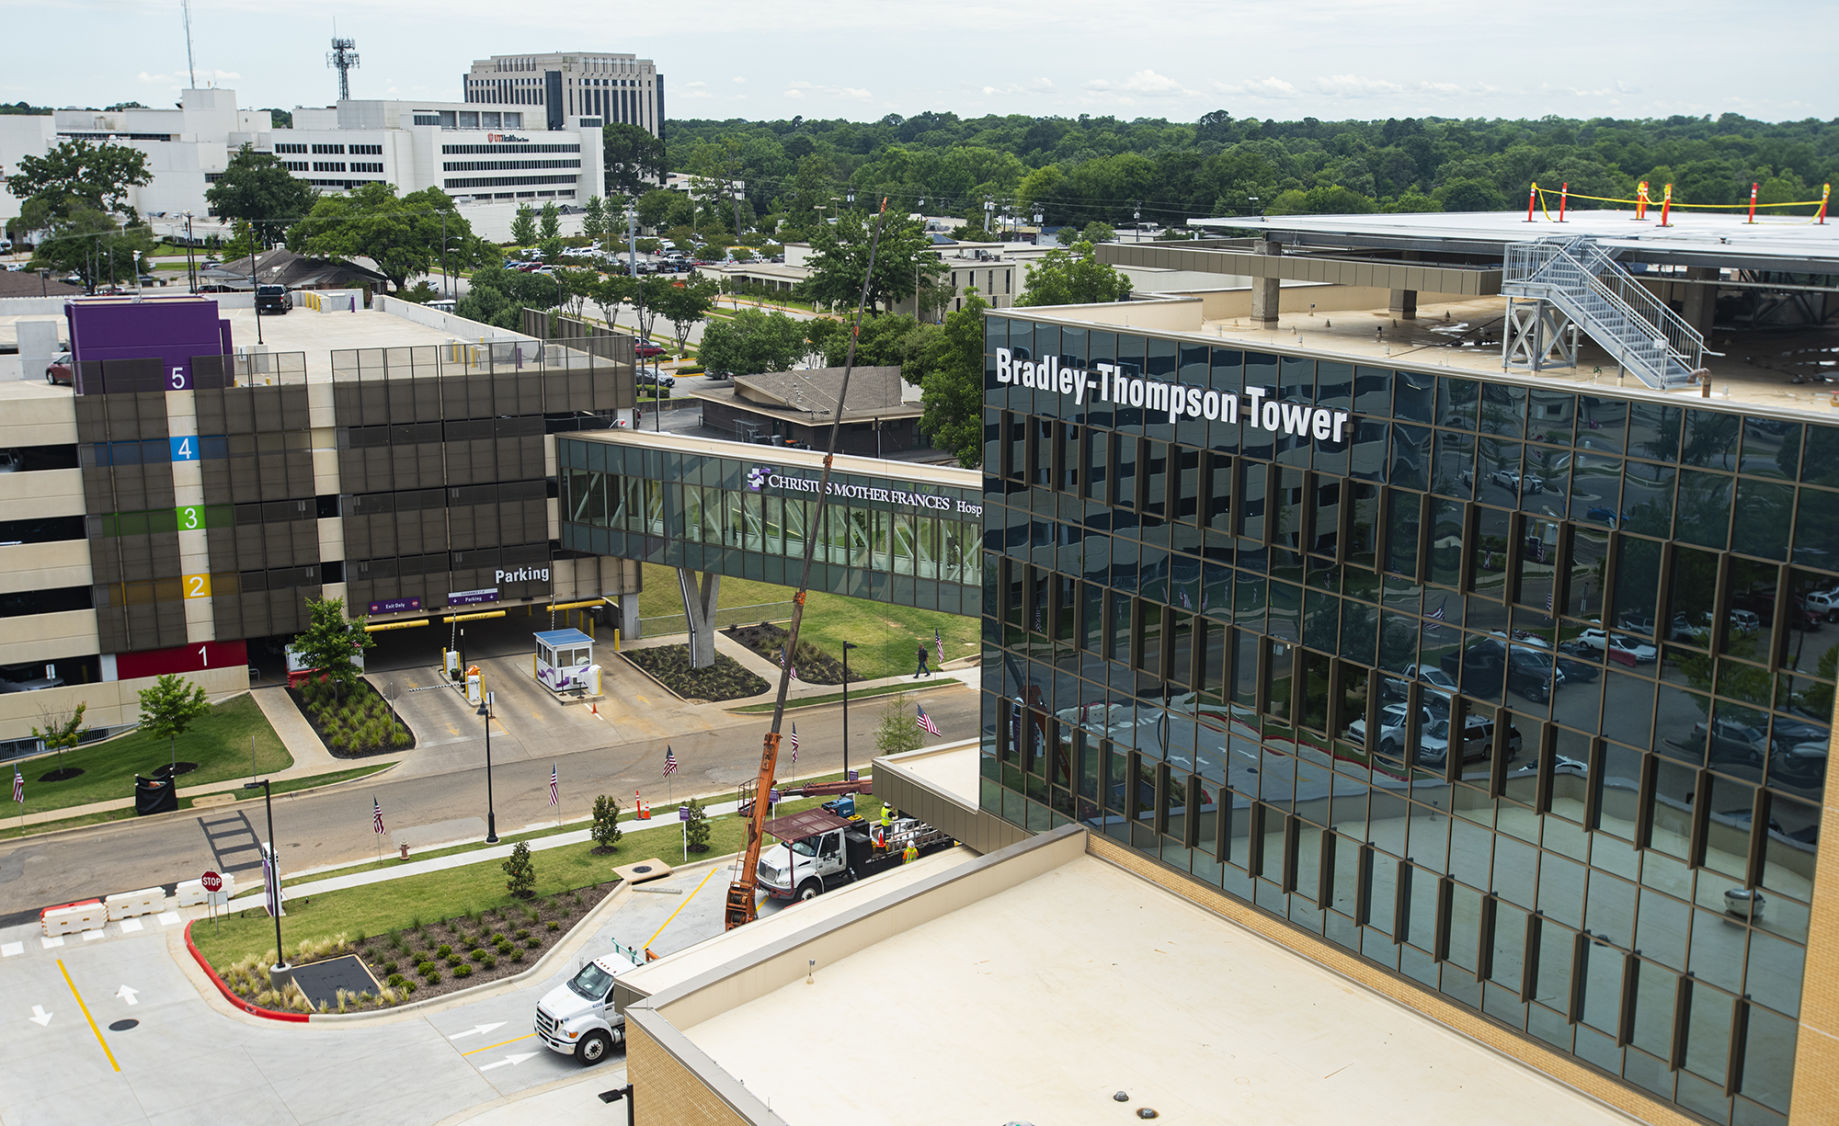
[
  {"left": 478, "top": 690, "right": 499, "bottom": 843},
  {"left": 841, "top": 641, "right": 859, "bottom": 786},
  {"left": 249, "top": 221, "right": 264, "bottom": 346},
  {"left": 242, "top": 778, "right": 287, "bottom": 974}
]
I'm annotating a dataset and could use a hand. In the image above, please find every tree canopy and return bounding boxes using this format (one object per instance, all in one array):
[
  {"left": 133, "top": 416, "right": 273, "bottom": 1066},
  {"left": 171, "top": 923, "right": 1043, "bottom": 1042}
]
[
  {"left": 696, "top": 308, "right": 807, "bottom": 376},
  {"left": 206, "top": 144, "right": 318, "bottom": 242},
  {"left": 291, "top": 597, "right": 376, "bottom": 700},
  {"left": 655, "top": 276, "right": 720, "bottom": 353},
  {"left": 137, "top": 674, "right": 209, "bottom": 773},
  {"left": 1016, "top": 240, "right": 1132, "bottom": 307},
  {"left": 604, "top": 123, "right": 667, "bottom": 194},
  {"left": 916, "top": 291, "right": 988, "bottom": 467},
  {"left": 800, "top": 211, "right": 946, "bottom": 315},
  {"left": 287, "top": 183, "right": 472, "bottom": 291},
  {"left": 5, "top": 137, "right": 151, "bottom": 225},
  {"left": 458, "top": 264, "right": 562, "bottom": 329}
]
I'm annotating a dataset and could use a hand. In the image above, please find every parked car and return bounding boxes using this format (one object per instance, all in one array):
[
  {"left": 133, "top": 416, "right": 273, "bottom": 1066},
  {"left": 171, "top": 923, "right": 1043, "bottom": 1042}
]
[
  {"left": 1773, "top": 741, "right": 1828, "bottom": 787},
  {"left": 636, "top": 370, "right": 675, "bottom": 390},
  {"left": 1441, "top": 639, "right": 1556, "bottom": 702},
  {"left": 45, "top": 352, "right": 73, "bottom": 386},
  {"left": 1347, "top": 703, "right": 1435, "bottom": 760},
  {"left": 136, "top": 272, "right": 164, "bottom": 288},
  {"left": 1691, "top": 717, "right": 1767, "bottom": 767},
  {"left": 1380, "top": 663, "right": 1457, "bottom": 709},
  {"left": 1554, "top": 654, "right": 1599, "bottom": 683},
  {"left": 1803, "top": 589, "right": 1839, "bottom": 621},
  {"left": 1575, "top": 627, "right": 1657, "bottom": 665},
  {"left": 1489, "top": 468, "right": 1544, "bottom": 493},
  {"left": 1413, "top": 713, "right": 1522, "bottom": 771},
  {"left": 633, "top": 341, "right": 665, "bottom": 359}
]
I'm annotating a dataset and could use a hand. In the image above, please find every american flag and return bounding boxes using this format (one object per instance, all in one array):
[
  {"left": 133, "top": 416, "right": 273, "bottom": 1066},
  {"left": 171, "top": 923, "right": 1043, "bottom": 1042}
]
[
  {"left": 935, "top": 628, "right": 944, "bottom": 665},
  {"left": 663, "top": 746, "right": 678, "bottom": 776},
  {"left": 1180, "top": 588, "right": 1192, "bottom": 611},
  {"left": 779, "top": 646, "right": 797, "bottom": 680},
  {"left": 11, "top": 767, "right": 21, "bottom": 804},
  {"left": 1426, "top": 599, "right": 1447, "bottom": 635},
  {"left": 916, "top": 705, "right": 942, "bottom": 737},
  {"left": 549, "top": 763, "right": 559, "bottom": 807},
  {"left": 789, "top": 724, "right": 798, "bottom": 763},
  {"left": 372, "top": 797, "right": 385, "bottom": 835}
]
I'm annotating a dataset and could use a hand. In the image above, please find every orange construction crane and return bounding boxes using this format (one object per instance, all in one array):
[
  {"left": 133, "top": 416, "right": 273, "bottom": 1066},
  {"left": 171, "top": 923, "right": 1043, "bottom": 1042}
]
[{"left": 724, "top": 200, "right": 893, "bottom": 930}]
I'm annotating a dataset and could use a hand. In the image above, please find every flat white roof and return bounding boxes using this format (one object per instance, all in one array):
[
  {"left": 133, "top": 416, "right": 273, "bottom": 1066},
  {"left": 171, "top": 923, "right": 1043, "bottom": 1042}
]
[
  {"left": 879, "top": 741, "right": 980, "bottom": 808},
  {"left": 684, "top": 853, "right": 1641, "bottom": 1126},
  {"left": 1193, "top": 209, "right": 1839, "bottom": 271}
]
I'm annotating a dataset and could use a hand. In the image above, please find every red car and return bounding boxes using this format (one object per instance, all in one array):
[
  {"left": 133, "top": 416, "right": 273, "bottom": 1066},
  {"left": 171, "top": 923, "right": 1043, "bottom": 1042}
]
[
  {"left": 634, "top": 342, "right": 665, "bottom": 359},
  {"left": 45, "top": 352, "right": 72, "bottom": 386}
]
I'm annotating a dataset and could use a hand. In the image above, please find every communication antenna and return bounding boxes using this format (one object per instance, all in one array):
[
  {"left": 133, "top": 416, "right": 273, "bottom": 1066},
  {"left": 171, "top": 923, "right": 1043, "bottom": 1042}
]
[
  {"left": 327, "top": 36, "right": 360, "bottom": 101},
  {"left": 182, "top": 0, "right": 197, "bottom": 89}
]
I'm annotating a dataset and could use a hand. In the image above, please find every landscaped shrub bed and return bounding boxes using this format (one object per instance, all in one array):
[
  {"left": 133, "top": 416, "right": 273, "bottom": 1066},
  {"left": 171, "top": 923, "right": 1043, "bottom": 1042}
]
[
  {"left": 624, "top": 645, "right": 769, "bottom": 701},
  {"left": 288, "top": 676, "right": 415, "bottom": 757},
  {"left": 216, "top": 884, "right": 614, "bottom": 1012},
  {"left": 722, "top": 621, "right": 845, "bottom": 684}
]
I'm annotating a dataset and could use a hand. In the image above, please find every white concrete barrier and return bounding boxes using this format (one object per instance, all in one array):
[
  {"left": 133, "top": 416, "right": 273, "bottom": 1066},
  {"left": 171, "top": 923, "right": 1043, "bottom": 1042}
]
[
  {"left": 105, "top": 887, "right": 165, "bottom": 921},
  {"left": 175, "top": 873, "right": 236, "bottom": 907},
  {"left": 42, "top": 901, "right": 108, "bottom": 937}
]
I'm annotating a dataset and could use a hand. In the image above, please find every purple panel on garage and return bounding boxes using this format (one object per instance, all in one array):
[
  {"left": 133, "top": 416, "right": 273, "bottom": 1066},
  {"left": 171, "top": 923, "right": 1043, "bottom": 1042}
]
[{"left": 64, "top": 296, "right": 234, "bottom": 395}]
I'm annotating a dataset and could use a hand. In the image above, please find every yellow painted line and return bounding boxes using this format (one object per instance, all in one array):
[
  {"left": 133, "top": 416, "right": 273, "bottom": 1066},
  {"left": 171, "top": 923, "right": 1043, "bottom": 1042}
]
[
  {"left": 463, "top": 1032, "right": 536, "bottom": 1057},
  {"left": 644, "top": 866, "right": 719, "bottom": 951},
  {"left": 57, "top": 959, "right": 119, "bottom": 1073}
]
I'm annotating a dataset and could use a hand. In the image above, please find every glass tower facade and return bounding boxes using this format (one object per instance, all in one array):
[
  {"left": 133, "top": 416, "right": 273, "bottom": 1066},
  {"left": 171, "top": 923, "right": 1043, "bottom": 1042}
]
[{"left": 978, "top": 314, "right": 1837, "bottom": 1125}]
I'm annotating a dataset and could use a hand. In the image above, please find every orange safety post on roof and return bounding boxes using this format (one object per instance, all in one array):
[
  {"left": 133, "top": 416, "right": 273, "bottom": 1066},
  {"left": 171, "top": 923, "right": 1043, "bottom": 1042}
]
[
  {"left": 1526, "top": 182, "right": 1537, "bottom": 222},
  {"left": 1820, "top": 184, "right": 1831, "bottom": 225},
  {"left": 1661, "top": 183, "right": 1673, "bottom": 227},
  {"left": 1637, "top": 181, "right": 1649, "bottom": 220},
  {"left": 1559, "top": 182, "right": 1569, "bottom": 222},
  {"left": 1748, "top": 182, "right": 1759, "bottom": 224}
]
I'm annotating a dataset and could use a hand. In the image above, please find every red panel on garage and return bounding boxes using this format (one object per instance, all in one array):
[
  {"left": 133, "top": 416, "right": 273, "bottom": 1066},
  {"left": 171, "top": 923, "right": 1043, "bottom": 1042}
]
[{"left": 115, "top": 640, "right": 247, "bottom": 681}]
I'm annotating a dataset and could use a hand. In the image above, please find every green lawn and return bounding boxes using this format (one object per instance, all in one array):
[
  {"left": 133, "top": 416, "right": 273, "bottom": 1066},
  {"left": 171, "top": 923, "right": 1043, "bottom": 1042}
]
[
  {"left": 14, "top": 694, "right": 290, "bottom": 815},
  {"left": 193, "top": 788, "right": 847, "bottom": 969},
  {"left": 0, "top": 763, "right": 393, "bottom": 841},
  {"left": 633, "top": 563, "right": 973, "bottom": 680}
]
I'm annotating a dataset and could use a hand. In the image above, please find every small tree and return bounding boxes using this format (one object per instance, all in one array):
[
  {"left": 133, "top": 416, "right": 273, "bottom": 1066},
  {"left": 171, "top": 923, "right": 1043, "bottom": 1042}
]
[
  {"left": 590, "top": 794, "right": 623, "bottom": 853},
  {"left": 32, "top": 702, "right": 87, "bottom": 779},
  {"left": 582, "top": 195, "right": 607, "bottom": 243},
  {"left": 138, "top": 674, "right": 209, "bottom": 773},
  {"left": 509, "top": 205, "right": 537, "bottom": 247},
  {"left": 291, "top": 597, "right": 376, "bottom": 702},
  {"left": 539, "top": 201, "right": 561, "bottom": 242},
  {"left": 875, "top": 692, "right": 925, "bottom": 756},
  {"left": 683, "top": 797, "right": 711, "bottom": 853},
  {"left": 503, "top": 841, "right": 536, "bottom": 897}
]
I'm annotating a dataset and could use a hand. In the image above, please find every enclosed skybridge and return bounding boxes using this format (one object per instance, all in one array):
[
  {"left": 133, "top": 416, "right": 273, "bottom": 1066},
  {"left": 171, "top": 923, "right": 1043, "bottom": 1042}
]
[{"left": 555, "top": 429, "right": 982, "bottom": 662}]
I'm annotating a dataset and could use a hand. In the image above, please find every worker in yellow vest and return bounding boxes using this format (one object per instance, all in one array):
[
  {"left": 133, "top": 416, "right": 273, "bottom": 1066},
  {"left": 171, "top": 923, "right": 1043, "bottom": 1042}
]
[{"left": 902, "top": 840, "right": 919, "bottom": 864}]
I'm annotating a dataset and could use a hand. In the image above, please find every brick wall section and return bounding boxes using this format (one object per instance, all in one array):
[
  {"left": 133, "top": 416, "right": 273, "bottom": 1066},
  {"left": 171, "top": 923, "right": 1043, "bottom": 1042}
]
[
  {"left": 1083, "top": 833, "right": 1691, "bottom": 1126},
  {"left": 626, "top": 1021, "right": 752, "bottom": 1126},
  {"left": 1788, "top": 717, "right": 1839, "bottom": 1121}
]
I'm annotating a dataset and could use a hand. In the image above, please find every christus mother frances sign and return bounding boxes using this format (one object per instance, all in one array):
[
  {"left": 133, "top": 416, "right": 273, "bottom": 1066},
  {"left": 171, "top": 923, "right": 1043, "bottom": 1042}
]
[{"left": 994, "top": 347, "right": 1352, "bottom": 442}]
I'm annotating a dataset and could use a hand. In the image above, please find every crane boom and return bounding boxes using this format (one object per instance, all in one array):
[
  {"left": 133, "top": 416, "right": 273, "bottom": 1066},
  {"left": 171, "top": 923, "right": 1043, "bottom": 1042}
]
[{"left": 724, "top": 200, "right": 893, "bottom": 930}]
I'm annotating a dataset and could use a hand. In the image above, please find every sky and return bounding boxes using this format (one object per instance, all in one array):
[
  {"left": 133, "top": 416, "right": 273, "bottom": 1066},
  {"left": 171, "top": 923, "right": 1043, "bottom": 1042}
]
[{"left": 1, "top": 0, "right": 1834, "bottom": 124}]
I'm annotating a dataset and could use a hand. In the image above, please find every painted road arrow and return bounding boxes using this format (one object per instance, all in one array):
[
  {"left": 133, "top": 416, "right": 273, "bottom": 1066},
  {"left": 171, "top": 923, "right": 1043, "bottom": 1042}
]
[
  {"left": 447, "top": 1021, "right": 506, "bottom": 1040},
  {"left": 116, "top": 986, "right": 139, "bottom": 1006},
  {"left": 29, "top": 1005, "right": 52, "bottom": 1027},
  {"left": 478, "top": 1052, "right": 537, "bottom": 1072}
]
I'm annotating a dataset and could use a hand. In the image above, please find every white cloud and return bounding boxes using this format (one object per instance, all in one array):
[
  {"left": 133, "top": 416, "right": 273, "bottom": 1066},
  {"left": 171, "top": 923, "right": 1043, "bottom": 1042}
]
[
  {"left": 980, "top": 77, "right": 1056, "bottom": 97},
  {"left": 1085, "top": 69, "right": 1193, "bottom": 97},
  {"left": 782, "top": 79, "right": 870, "bottom": 102},
  {"left": 1213, "top": 76, "right": 1300, "bottom": 98}
]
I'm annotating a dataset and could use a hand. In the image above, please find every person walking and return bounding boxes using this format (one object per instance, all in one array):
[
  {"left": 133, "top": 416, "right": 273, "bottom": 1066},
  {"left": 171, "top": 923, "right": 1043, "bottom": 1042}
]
[{"left": 915, "top": 643, "right": 931, "bottom": 678}]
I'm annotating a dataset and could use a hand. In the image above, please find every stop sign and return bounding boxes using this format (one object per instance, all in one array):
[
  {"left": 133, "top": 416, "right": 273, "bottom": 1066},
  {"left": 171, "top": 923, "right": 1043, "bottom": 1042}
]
[{"left": 200, "top": 871, "right": 223, "bottom": 893}]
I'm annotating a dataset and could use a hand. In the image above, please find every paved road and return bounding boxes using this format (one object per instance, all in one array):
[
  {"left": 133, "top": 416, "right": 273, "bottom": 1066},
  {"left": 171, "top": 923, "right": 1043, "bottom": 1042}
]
[{"left": 0, "top": 669, "right": 979, "bottom": 921}]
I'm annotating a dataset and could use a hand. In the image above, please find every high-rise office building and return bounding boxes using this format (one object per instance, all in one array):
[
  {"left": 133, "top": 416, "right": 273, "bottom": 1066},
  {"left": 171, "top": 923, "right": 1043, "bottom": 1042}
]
[{"left": 462, "top": 52, "right": 663, "bottom": 139}]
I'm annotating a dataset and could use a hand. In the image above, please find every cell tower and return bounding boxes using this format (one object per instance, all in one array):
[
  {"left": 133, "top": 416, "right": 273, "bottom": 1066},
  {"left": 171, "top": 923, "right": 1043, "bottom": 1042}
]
[{"left": 327, "top": 37, "right": 360, "bottom": 101}]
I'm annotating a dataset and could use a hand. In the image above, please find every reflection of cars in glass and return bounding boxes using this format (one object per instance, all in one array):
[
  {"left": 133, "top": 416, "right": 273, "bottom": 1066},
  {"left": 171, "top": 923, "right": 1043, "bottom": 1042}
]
[
  {"left": 1380, "top": 664, "right": 1456, "bottom": 709},
  {"left": 1691, "top": 718, "right": 1767, "bottom": 766},
  {"left": 1488, "top": 468, "right": 1544, "bottom": 493},
  {"left": 1575, "top": 628, "right": 1656, "bottom": 665},
  {"left": 1773, "top": 740, "right": 1828, "bottom": 786},
  {"left": 1413, "top": 714, "right": 1521, "bottom": 770},
  {"left": 1441, "top": 639, "right": 1555, "bottom": 702},
  {"left": 1584, "top": 505, "right": 1626, "bottom": 526},
  {"left": 1347, "top": 703, "right": 1434, "bottom": 760},
  {"left": 1554, "top": 654, "right": 1598, "bottom": 683},
  {"left": 1670, "top": 612, "right": 1713, "bottom": 643},
  {"left": 1803, "top": 589, "right": 1839, "bottom": 621}
]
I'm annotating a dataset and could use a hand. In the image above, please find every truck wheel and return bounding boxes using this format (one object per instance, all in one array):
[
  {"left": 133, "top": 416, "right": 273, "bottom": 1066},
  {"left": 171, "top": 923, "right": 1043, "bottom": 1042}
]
[
  {"left": 797, "top": 882, "right": 821, "bottom": 902},
  {"left": 576, "top": 1030, "right": 612, "bottom": 1065}
]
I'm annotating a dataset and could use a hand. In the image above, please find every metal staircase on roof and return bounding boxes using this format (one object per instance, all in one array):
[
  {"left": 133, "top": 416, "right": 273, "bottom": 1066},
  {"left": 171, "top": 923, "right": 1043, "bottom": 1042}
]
[{"left": 1502, "top": 236, "right": 1705, "bottom": 389}]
